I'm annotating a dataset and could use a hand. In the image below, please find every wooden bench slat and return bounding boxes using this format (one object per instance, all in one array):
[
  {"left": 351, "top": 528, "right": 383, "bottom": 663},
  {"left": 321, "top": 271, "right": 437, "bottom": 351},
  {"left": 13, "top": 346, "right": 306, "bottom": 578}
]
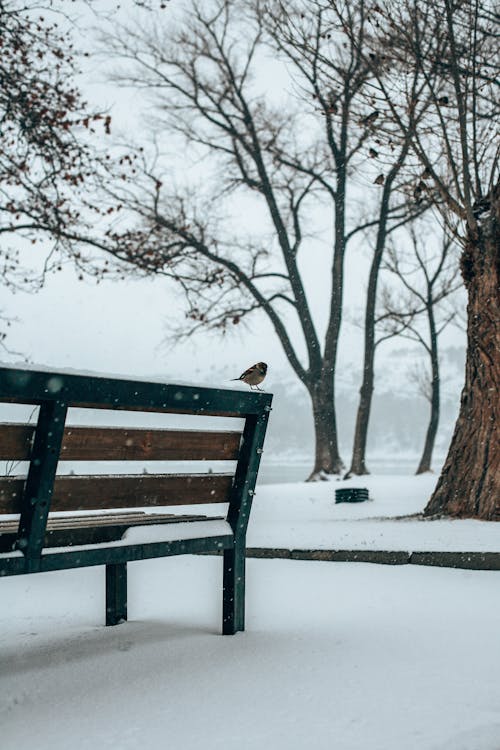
[
  {"left": 0, "top": 424, "right": 33, "bottom": 460},
  {"left": 0, "top": 473, "right": 233, "bottom": 513},
  {"left": 0, "top": 425, "right": 241, "bottom": 461},
  {"left": 0, "top": 511, "right": 225, "bottom": 552},
  {"left": 0, "top": 511, "right": 221, "bottom": 532}
]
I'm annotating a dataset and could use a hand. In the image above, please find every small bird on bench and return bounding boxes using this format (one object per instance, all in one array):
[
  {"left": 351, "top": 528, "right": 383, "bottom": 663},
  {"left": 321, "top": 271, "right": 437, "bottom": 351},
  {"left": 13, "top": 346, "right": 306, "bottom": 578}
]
[{"left": 232, "top": 362, "right": 267, "bottom": 391}]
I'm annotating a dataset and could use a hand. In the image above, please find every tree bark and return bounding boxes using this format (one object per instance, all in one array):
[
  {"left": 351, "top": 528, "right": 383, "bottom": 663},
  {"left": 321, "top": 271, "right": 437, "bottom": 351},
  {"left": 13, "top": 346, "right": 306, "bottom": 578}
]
[
  {"left": 416, "top": 303, "right": 440, "bottom": 474},
  {"left": 424, "top": 193, "right": 500, "bottom": 519},
  {"left": 307, "top": 374, "right": 344, "bottom": 480}
]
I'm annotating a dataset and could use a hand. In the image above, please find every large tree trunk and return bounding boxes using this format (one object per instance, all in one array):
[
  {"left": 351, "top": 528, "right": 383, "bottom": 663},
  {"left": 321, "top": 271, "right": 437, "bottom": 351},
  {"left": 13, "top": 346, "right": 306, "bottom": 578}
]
[
  {"left": 424, "top": 197, "right": 500, "bottom": 519},
  {"left": 307, "top": 375, "right": 344, "bottom": 480},
  {"left": 416, "top": 305, "right": 440, "bottom": 474}
]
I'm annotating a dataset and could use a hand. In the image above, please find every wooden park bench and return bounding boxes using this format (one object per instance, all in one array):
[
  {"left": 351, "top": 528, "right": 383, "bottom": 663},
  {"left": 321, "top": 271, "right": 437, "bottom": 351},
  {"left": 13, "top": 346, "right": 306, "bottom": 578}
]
[{"left": 0, "top": 367, "right": 272, "bottom": 634}]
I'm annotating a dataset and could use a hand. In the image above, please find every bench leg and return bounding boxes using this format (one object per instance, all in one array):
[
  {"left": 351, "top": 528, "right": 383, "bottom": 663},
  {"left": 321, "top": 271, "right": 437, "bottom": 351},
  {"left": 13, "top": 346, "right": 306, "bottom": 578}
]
[
  {"left": 223, "top": 544, "right": 245, "bottom": 635},
  {"left": 106, "top": 563, "right": 127, "bottom": 625}
]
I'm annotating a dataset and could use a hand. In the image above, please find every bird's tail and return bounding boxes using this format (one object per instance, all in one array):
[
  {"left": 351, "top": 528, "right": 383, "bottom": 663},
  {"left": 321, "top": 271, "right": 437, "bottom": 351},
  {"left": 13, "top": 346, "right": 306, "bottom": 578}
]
[{"left": 231, "top": 377, "right": 241, "bottom": 381}]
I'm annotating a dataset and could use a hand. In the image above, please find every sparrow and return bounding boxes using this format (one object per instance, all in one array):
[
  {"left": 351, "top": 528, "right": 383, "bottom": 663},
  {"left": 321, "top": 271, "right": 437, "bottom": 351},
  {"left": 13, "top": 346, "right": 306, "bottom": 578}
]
[{"left": 232, "top": 362, "right": 268, "bottom": 390}]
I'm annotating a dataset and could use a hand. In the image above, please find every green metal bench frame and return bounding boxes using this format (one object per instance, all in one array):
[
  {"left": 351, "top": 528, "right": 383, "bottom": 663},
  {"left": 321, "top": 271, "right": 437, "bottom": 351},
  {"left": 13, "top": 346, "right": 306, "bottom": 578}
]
[{"left": 0, "top": 367, "right": 272, "bottom": 634}]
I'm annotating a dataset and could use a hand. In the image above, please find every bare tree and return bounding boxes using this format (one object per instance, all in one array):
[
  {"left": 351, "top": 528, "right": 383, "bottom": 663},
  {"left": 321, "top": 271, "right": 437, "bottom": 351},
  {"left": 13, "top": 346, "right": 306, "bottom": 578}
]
[
  {"left": 260, "top": 0, "right": 433, "bottom": 480},
  {"left": 90, "top": 0, "right": 424, "bottom": 479},
  {"left": 343, "top": 0, "right": 499, "bottom": 518},
  {"left": 380, "top": 225, "right": 462, "bottom": 474},
  {"left": 0, "top": 0, "right": 114, "bottom": 351},
  {"left": 98, "top": 1, "right": 339, "bottom": 475},
  {"left": 346, "top": 179, "right": 434, "bottom": 476}
]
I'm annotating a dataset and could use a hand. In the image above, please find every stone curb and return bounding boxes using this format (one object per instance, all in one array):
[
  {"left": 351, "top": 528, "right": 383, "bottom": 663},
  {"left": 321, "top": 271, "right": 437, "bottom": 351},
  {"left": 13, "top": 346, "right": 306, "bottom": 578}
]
[{"left": 201, "top": 548, "right": 500, "bottom": 570}]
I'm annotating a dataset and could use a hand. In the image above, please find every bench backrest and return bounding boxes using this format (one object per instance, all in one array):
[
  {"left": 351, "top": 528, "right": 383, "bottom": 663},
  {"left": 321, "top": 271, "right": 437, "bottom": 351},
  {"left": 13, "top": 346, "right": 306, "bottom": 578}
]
[{"left": 0, "top": 367, "right": 272, "bottom": 564}]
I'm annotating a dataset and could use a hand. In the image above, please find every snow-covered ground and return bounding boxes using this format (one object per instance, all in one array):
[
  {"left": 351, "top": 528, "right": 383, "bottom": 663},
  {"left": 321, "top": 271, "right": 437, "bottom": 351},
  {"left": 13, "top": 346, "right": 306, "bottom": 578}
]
[
  {"left": 1, "top": 476, "right": 499, "bottom": 750},
  {"left": 249, "top": 474, "right": 500, "bottom": 552}
]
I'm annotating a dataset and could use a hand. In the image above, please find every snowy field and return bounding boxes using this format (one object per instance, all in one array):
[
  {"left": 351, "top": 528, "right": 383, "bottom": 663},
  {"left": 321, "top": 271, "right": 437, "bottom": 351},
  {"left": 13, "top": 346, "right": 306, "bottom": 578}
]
[
  {"left": 1, "top": 476, "right": 499, "bottom": 750},
  {"left": 249, "top": 474, "right": 500, "bottom": 552}
]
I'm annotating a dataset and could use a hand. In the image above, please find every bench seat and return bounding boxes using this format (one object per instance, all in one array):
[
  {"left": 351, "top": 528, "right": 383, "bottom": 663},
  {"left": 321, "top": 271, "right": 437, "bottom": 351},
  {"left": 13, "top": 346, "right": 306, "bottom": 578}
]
[{"left": 0, "top": 510, "right": 225, "bottom": 552}]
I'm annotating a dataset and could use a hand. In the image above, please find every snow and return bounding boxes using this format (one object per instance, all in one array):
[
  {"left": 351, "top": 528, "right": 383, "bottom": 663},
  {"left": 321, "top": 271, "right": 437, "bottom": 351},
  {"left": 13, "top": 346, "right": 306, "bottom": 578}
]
[
  {"left": 1, "top": 476, "right": 499, "bottom": 750},
  {"left": 42, "top": 519, "right": 232, "bottom": 556},
  {"left": 123, "top": 519, "right": 232, "bottom": 544},
  {"left": 1, "top": 558, "right": 499, "bottom": 750},
  {"left": 248, "top": 474, "right": 500, "bottom": 552}
]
